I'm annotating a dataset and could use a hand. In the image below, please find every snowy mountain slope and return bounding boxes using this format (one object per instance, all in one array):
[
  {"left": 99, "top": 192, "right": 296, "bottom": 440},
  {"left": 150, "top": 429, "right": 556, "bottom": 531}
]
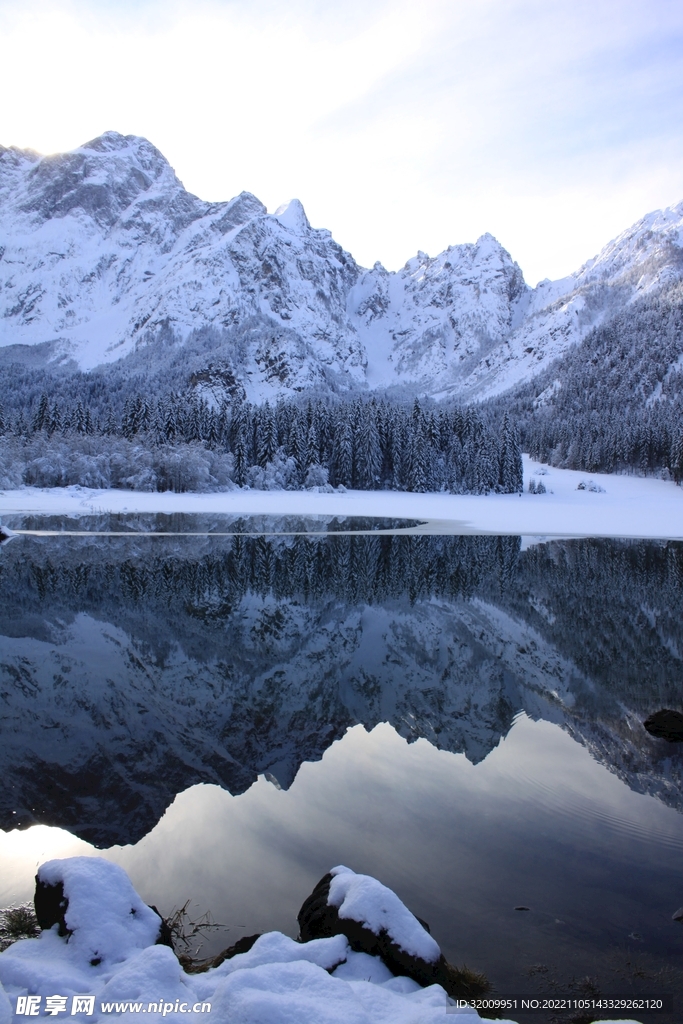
[
  {"left": 458, "top": 201, "right": 683, "bottom": 399},
  {"left": 0, "top": 133, "right": 365, "bottom": 391},
  {"left": 349, "top": 201, "right": 683, "bottom": 399},
  {"left": 346, "top": 235, "right": 528, "bottom": 393},
  {"left": 1, "top": 132, "right": 683, "bottom": 399}
]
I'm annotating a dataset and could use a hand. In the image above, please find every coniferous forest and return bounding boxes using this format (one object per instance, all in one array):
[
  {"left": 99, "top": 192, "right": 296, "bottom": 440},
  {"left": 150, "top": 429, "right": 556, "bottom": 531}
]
[
  {"left": 0, "top": 288, "right": 682, "bottom": 493},
  {"left": 0, "top": 383, "right": 523, "bottom": 495},
  {"left": 485, "top": 290, "right": 683, "bottom": 483}
]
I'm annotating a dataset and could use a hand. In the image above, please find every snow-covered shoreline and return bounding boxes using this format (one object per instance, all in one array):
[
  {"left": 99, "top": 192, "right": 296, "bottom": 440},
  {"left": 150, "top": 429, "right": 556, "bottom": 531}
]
[
  {"left": 0, "top": 858, "right": 641, "bottom": 1024},
  {"left": 1, "top": 457, "right": 681, "bottom": 540}
]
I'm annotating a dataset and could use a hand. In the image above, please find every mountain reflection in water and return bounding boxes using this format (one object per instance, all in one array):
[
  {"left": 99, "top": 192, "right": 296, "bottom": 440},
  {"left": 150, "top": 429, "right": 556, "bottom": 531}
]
[{"left": 1, "top": 525, "right": 682, "bottom": 848}]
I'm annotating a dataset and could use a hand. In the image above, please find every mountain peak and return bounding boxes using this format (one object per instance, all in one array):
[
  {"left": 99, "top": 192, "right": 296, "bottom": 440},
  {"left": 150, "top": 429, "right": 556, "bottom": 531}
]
[
  {"left": 81, "top": 130, "right": 140, "bottom": 153},
  {"left": 274, "top": 198, "right": 310, "bottom": 233},
  {"left": 214, "top": 191, "right": 267, "bottom": 234}
]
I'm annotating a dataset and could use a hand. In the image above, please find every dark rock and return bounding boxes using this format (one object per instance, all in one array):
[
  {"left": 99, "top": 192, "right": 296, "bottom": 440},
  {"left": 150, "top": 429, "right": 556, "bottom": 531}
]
[
  {"left": 184, "top": 933, "right": 262, "bottom": 973},
  {"left": 34, "top": 877, "right": 69, "bottom": 936},
  {"left": 297, "top": 873, "right": 489, "bottom": 1000},
  {"left": 643, "top": 709, "right": 683, "bottom": 742},
  {"left": 671, "top": 907, "right": 683, "bottom": 922},
  {"left": 208, "top": 932, "right": 262, "bottom": 968},
  {"left": 515, "top": 906, "right": 531, "bottom": 911}
]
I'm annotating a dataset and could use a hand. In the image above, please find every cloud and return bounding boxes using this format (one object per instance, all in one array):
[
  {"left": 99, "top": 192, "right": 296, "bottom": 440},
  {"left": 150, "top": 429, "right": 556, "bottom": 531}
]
[{"left": 1, "top": 0, "right": 682, "bottom": 283}]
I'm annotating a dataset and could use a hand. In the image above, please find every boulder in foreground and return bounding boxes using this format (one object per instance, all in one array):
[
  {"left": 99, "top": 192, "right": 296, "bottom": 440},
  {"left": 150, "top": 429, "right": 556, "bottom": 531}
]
[
  {"left": 643, "top": 709, "right": 683, "bottom": 742},
  {"left": 298, "top": 865, "right": 490, "bottom": 1001}
]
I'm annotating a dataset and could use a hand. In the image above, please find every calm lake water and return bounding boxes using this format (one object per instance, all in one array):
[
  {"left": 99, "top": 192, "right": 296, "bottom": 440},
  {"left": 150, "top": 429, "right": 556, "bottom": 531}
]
[{"left": 1, "top": 517, "right": 683, "bottom": 1021}]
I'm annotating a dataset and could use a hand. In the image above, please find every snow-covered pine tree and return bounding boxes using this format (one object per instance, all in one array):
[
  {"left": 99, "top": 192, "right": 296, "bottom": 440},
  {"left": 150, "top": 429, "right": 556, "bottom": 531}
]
[
  {"left": 406, "top": 400, "right": 428, "bottom": 492},
  {"left": 354, "top": 402, "right": 382, "bottom": 489},
  {"left": 287, "top": 409, "right": 307, "bottom": 484},
  {"left": 73, "top": 400, "right": 87, "bottom": 435},
  {"left": 32, "top": 394, "right": 50, "bottom": 433},
  {"left": 47, "top": 403, "right": 62, "bottom": 437},
  {"left": 671, "top": 429, "right": 683, "bottom": 484},
  {"left": 257, "top": 402, "right": 278, "bottom": 467},
  {"left": 391, "top": 411, "right": 405, "bottom": 490},
  {"left": 499, "top": 413, "right": 523, "bottom": 493},
  {"left": 330, "top": 409, "right": 353, "bottom": 488},
  {"left": 231, "top": 403, "right": 250, "bottom": 486},
  {"left": 305, "top": 419, "right": 320, "bottom": 474}
]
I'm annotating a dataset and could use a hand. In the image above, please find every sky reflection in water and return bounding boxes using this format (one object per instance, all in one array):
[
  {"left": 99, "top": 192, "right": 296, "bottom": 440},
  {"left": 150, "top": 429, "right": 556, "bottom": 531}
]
[{"left": 3, "top": 716, "right": 683, "bottom": 1000}]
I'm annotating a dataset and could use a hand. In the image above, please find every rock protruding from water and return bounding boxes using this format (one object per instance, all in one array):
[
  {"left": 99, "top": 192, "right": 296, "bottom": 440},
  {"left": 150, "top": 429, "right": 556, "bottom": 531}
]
[
  {"left": 297, "top": 867, "right": 489, "bottom": 1000},
  {"left": 644, "top": 709, "right": 683, "bottom": 742}
]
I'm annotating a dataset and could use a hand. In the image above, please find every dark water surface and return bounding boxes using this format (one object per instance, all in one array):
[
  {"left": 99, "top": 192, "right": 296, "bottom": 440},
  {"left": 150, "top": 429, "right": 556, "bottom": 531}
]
[{"left": 1, "top": 519, "right": 683, "bottom": 1020}]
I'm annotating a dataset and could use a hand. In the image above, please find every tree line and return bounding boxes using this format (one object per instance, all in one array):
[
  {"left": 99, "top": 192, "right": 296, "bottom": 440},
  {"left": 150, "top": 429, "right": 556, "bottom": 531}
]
[{"left": 0, "top": 392, "right": 523, "bottom": 494}]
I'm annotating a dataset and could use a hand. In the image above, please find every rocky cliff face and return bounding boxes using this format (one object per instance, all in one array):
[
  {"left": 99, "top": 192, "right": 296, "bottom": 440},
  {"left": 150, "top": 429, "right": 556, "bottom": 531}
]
[
  {"left": 2, "top": 132, "right": 682, "bottom": 399},
  {"left": 0, "top": 133, "right": 365, "bottom": 390}
]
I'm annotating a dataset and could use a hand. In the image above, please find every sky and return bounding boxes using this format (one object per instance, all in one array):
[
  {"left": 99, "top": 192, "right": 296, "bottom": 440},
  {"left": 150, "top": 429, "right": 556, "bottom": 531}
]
[{"left": 1, "top": 0, "right": 682, "bottom": 284}]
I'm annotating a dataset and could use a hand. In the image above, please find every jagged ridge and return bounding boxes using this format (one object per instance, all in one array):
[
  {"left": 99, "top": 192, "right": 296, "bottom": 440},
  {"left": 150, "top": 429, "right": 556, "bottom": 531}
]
[{"left": 2, "top": 132, "right": 683, "bottom": 400}]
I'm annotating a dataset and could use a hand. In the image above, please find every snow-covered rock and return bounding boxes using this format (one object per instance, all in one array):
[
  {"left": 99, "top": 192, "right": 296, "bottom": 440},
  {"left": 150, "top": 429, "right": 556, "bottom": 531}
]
[
  {"left": 1, "top": 859, "right": 163, "bottom": 1000},
  {"left": 0, "top": 857, "right": 514, "bottom": 1024},
  {"left": 328, "top": 866, "right": 441, "bottom": 963},
  {"left": 296, "top": 867, "right": 481, "bottom": 1000},
  {"left": 34, "top": 858, "right": 162, "bottom": 962},
  {"left": 1, "top": 132, "right": 682, "bottom": 401}
]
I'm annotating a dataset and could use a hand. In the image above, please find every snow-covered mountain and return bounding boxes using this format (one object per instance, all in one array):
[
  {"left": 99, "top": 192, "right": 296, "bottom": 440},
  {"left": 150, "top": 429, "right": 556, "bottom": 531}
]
[{"left": 1, "top": 132, "right": 682, "bottom": 400}]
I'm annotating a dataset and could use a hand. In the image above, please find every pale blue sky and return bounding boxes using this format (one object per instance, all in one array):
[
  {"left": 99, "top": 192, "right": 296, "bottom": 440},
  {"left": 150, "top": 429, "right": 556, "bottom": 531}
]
[{"left": 1, "top": 0, "right": 682, "bottom": 283}]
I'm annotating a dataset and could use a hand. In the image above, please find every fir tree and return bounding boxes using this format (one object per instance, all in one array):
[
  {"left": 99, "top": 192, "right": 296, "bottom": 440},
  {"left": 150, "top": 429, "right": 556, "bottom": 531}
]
[
  {"left": 671, "top": 429, "right": 683, "bottom": 484},
  {"left": 32, "top": 394, "right": 50, "bottom": 433},
  {"left": 331, "top": 412, "right": 353, "bottom": 488},
  {"left": 354, "top": 402, "right": 382, "bottom": 489},
  {"left": 406, "top": 401, "right": 428, "bottom": 492},
  {"left": 499, "top": 413, "right": 523, "bottom": 493}
]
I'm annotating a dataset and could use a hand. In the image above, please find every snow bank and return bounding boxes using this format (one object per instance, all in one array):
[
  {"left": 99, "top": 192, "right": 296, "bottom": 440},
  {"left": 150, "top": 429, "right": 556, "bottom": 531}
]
[
  {"left": 1, "top": 456, "right": 681, "bottom": 539},
  {"left": 0, "top": 857, "right": 643, "bottom": 1023},
  {"left": 0, "top": 858, "right": 517, "bottom": 1024}
]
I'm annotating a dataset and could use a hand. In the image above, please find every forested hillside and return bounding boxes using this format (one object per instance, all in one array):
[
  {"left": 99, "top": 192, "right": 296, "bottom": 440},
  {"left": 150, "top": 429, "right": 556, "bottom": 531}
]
[{"left": 484, "top": 289, "right": 683, "bottom": 482}]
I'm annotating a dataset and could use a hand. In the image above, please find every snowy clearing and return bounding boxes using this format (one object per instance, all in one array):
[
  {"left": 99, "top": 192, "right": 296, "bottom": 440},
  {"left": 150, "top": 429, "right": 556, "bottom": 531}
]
[{"left": 0, "top": 457, "right": 681, "bottom": 539}]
